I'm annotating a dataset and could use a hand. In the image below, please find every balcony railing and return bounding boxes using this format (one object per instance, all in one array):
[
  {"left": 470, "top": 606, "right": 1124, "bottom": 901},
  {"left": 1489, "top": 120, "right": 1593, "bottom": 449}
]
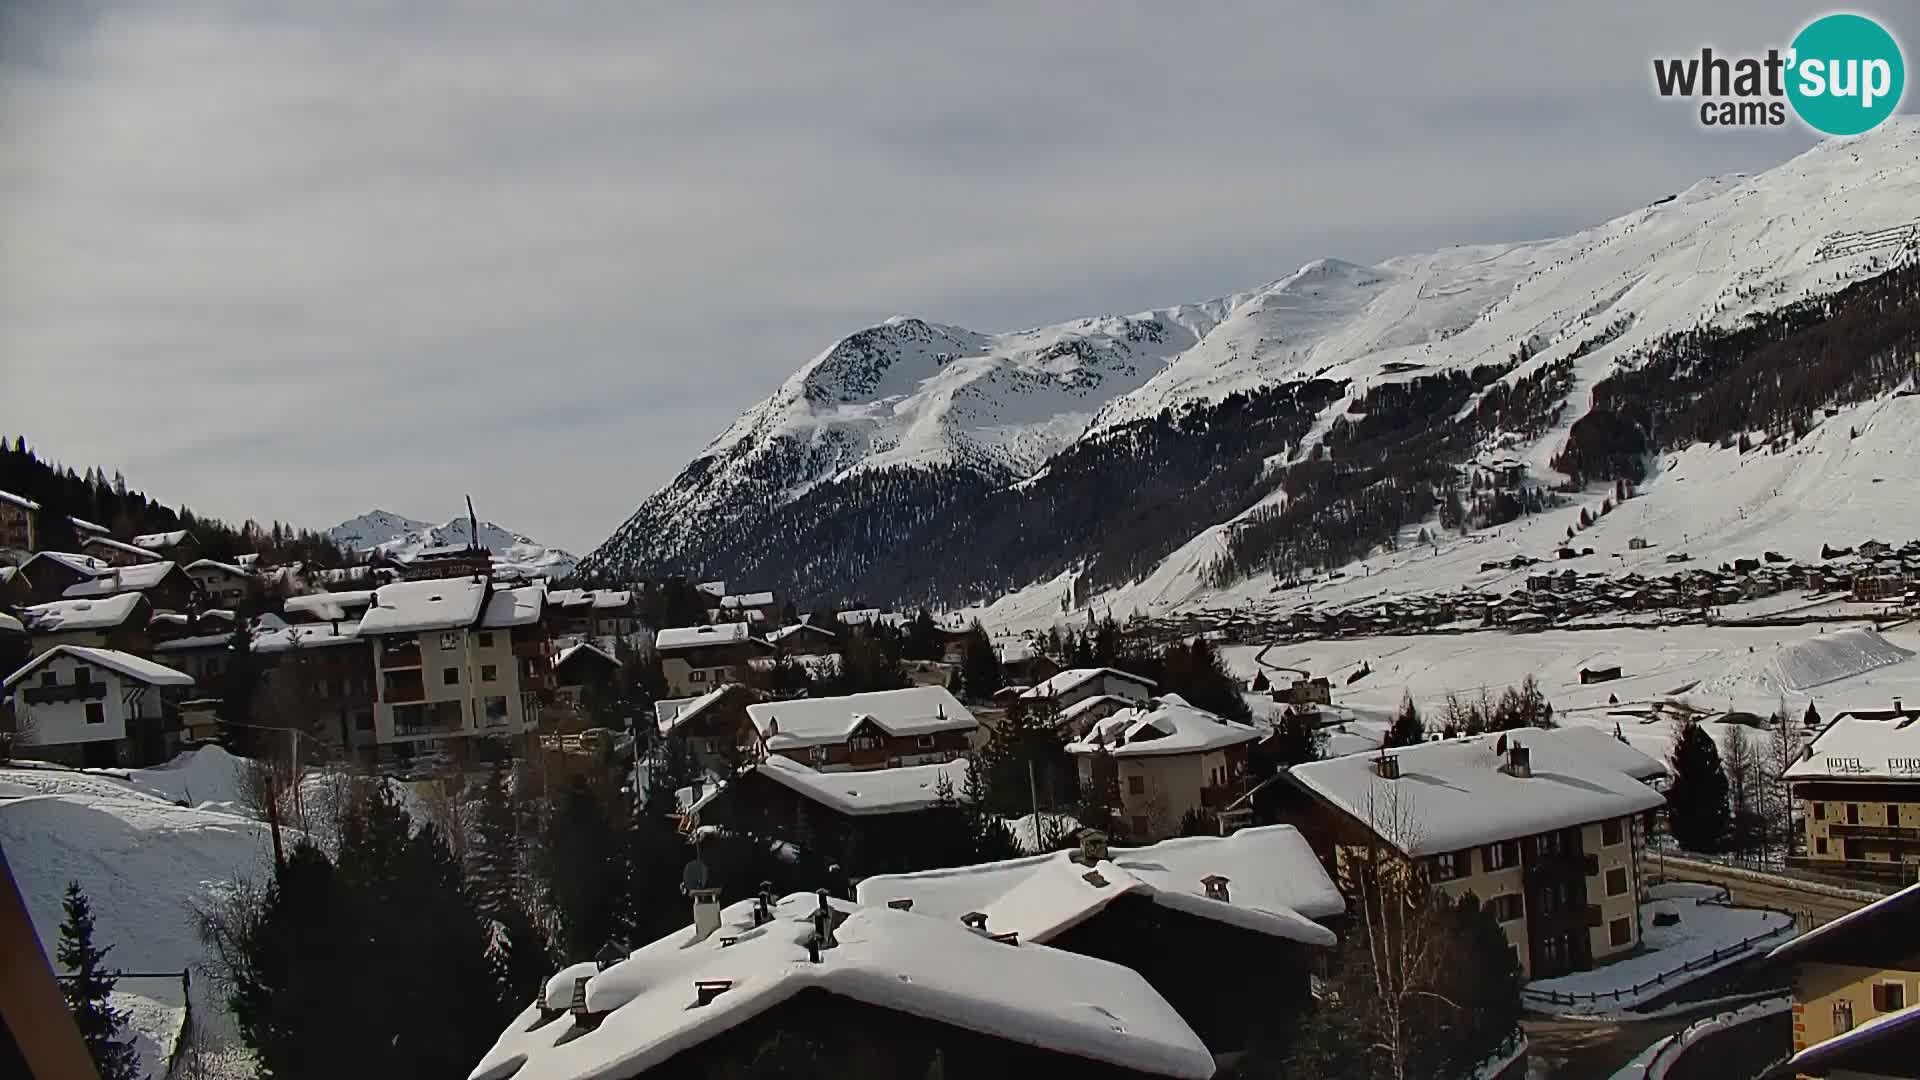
[
  {"left": 1827, "top": 822, "right": 1920, "bottom": 841},
  {"left": 22, "top": 681, "right": 108, "bottom": 705}
]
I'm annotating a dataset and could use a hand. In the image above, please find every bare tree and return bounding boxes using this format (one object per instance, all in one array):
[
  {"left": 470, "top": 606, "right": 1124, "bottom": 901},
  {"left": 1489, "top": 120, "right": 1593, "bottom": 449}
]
[
  {"left": 1763, "top": 705, "right": 1804, "bottom": 864},
  {"left": 1347, "top": 780, "right": 1457, "bottom": 1080},
  {"left": 1723, "top": 724, "right": 1757, "bottom": 861}
]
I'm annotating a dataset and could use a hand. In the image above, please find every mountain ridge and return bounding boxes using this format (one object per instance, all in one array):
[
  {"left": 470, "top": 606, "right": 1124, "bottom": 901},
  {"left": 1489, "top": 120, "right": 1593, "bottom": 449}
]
[{"left": 330, "top": 509, "right": 578, "bottom": 580}]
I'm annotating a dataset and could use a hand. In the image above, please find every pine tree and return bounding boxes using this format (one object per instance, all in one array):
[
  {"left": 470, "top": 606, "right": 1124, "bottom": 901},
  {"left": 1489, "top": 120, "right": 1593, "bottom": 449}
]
[
  {"left": 1266, "top": 707, "right": 1324, "bottom": 767},
  {"left": 958, "top": 621, "right": 1002, "bottom": 702},
  {"left": 1158, "top": 637, "right": 1252, "bottom": 724},
  {"left": 1804, "top": 701, "right": 1822, "bottom": 729},
  {"left": 1667, "top": 720, "right": 1731, "bottom": 853},
  {"left": 57, "top": 883, "right": 141, "bottom": 1080},
  {"left": 1384, "top": 694, "right": 1424, "bottom": 747},
  {"left": 467, "top": 768, "right": 552, "bottom": 1014},
  {"left": 544, "top": 776, "right": 624, "bottom": 961}
]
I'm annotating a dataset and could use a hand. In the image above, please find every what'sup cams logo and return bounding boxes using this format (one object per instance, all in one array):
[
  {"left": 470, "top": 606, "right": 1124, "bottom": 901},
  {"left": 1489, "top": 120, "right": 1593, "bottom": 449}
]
[{"left": 1654, "top": 12, "right": 1905, "bottom": 135}]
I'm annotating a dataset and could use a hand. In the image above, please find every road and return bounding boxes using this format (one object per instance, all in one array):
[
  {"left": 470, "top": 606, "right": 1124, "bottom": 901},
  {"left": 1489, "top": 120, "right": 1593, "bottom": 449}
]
[{"left": 1647, "top": 856, "right": 1879, "bottom": 929}]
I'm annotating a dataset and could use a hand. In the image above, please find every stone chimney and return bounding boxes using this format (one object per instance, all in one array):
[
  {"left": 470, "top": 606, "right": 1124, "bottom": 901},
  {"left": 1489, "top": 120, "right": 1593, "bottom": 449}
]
[
  {"left": 1201, "top": 875, "right": 1230, "bottom": 902},
  {"left": 1505, "top": 745, "right": 1532, "bottom": 779},
  {"left": 1072, "top": 829, "right": 1109, "bottom": 866},
  {"left": 690, "top": 887, "right": 723, "bottom": 943},
  {"left": 1374, "top": 754, "right": 1400, "bottom": 780}
]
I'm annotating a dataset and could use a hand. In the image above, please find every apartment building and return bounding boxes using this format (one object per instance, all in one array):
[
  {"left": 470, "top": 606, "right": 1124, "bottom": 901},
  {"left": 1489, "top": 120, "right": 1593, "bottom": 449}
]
[
  {"left": 360, "top": 577, "right": 549, "bottom": 759},
  {"left": 656, "top": 622, "right": 771, "bottom": 697},
  {"left": 4, "top": 645, "right": 194, "bottom": 768},
  {"left": 185, "top": 559, "right": 255, "bottom": 609},
  {"left": 1286, "top": 726, "right": 1667, "bottom": 979},
  {"left": 59, "top": 560, "right": 199, "bottom": 613},
  {"left": 0, "top": 490, "right": 38, "bottom": 554},
  {"left": 657, "top": 683, "right": 761, "bottom": 773},
  {"left": 1769, "top": 879, "right": 1920, "bottom": 1060},
  {"left": 1066, "top": 695, "right": 1262, "bottom": 841},
  {"left": 746, "top": 686, "right": 976, "bottom": 772},
  {"left": 252, "top": 621, "right": 379, "bottom": 760},
  {"left": 545, "top": 588, "right": 641, "bottom": 638},
  {"left": 1788, "top": 703, "right": 1920, "bottom": 876}
]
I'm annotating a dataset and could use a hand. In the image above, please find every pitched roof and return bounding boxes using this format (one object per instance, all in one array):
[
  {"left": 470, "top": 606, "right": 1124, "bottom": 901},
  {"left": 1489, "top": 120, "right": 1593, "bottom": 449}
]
[
  {"left": 720, "top": 591, "right": 775, "bottom": 608},
  {"left": 1020, "top": 666, "right": 1157, "bottom": 700},
  {"left": 1287, "top": 727, "right": 1667, "bottom": 856},
  {"left": 0, "top": 489, "right": 41, "bottom": 512},
  {"left": 857, "top": 825, "right": 1343, "bottom": 947},
  {"left": 654, "top": 683, "right": 754, "bottom": 736},
  {"left": 23, "top": 593, "right": 147, "bottom": 633},
  {"left": 1066, "top": 695, "right": 1261, "bottom": 758},
  {"left": 747, "top": 686, "right": 976, "bottom": 750},
  {"left": 66, "top": 516, "right": 109, "bottom": 536},
  {"left": 1767, "top": 878, "right": 1918, "bottom": 968},
  {"left": 480, "top": 584, "right": 545, "bottom": 628},
  {"left": 185, "top": 558, "right": 252, "bottom": 578},
  {"left": 555, "top": 641, "right": 619, "bottom": 671},
  {"left": 5, "top": 645, "right": 193, "bottom": 691},
  {"left": 131, "top": 530, "right": 192, "bottom": 549},
  {"left": 356, "top": 577, "right": 489, "bottom": 635},
  {"left": 547, "top": 588, "right": 633, "bottom": 610},
  {"left": 22, "top": 551, "right": 113, "bottom": 579},
  {"left": 62, "top": 561, "right": 181, "bottom": 599},
  {"left": 1057, "top": 694, "right": 1132, "bottom": 724},
  {"left": 1786, "top": 712, "right": 1920, "bottom": 782},
  {"left": 655, "top": 622, "right": 761, "bottom": 651},
  {"left": 0, "top": 612, "right": 23, "bottom": 635},
  {"left": 281, "top": 590, "right": 376, "bottom": 621},
  {"left": 1785, "top": 998, "right": 1920, "bottom": 1077},
  {"left": 468, "top": 893, "right": 1214, "bottom": 1080},
  {"left": 82, "top": 536, "right": 163, "bottom": 562},
  {"left": 252, "top": 621, "right": 362, "bottom": 653},
  {"left": 767, "top": 621, "right": 837, "bottom": 643},
  {"left": 747, "top": 755, "right": 973, "bottom": 816}
]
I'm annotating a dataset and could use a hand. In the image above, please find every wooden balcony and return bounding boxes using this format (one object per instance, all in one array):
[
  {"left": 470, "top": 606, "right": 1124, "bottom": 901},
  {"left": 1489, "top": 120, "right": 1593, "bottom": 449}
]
[{"left": 23, "top": 681, "right": 107, "bottom": 705}]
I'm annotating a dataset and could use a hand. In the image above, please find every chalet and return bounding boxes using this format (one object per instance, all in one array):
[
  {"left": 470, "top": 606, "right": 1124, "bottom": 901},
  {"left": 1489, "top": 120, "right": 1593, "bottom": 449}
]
[
  {"left": 1275, "top": 675, "right": 1332, "bottom": 707},
  {"left": 80, "top": 535, "right": 162, "bottom": 567},
  {"left": 18, "top": 552, "right": 116, "bottom": 605},
  {"left": 857, "top": 826, "right": 1343, "bottom": 1054},
  {"left": 1067, "top": 695, "right": 1262, "bottom": 841},
  {"left": 1056, "top": 693, "right": 1134, "bottom": 736},
  {"left": 0, "top": 566, "right": 31, "bottom": 608},
  {"left": 545, "top": 589, "right": 640, "bottom": 639},
  {"left": 1787, "top": 704, "right": 1920, "bottom": 874},
  {"left": 766, "top": 619, "right": 838, "bottom": 658},
  {"left": 359, "top": 577, "right": 549, "bottom": 761},
  {"left": 1861, "top": 540, "right": 1894, "bottom": 560},
  {"left": 656, "top": 683, "right": 761, "bottom": 773},
  {"left": 998, "top": 640, "right": 1060, "bottom": 686},
  {"left": 1769, "top": 879, "right": 1920, "bottom": 1060},
  {"left": 687, "top": 755, "right": 974, "bottom": 869},
  {"left": 655, "top": 622, "right": 772, "bottom": 697},
  {"left": 151, "top": 622, "right": 237, "bottom": 687},
  {"left": 251, "top": 620, "right": 378, "bottom": 760},
  {"left": 396, "top": 544, "right": 492, "bottom": 582},
  {"left": 1855, "top": 570, "right": 1906, "bottom": 603},
  {"left": 747, "top": 685, "right": 976, "bottom": 772},
  {"left": 0, "top": 490, "right": 38, "bottom": 553},
  {"left": 1286, "top": 727, "right": 1666, "bottom": 978},
  {"left": 1019, "top": 667, "right": 1157, "bottom": 712},
  {"left": 63, "top": 560, "right": 198, "bottom": 614},
  {"left": 471, "top": 892, "right": 1215, "bottom": 1080},
  {"left": 23, "top": 594, "right": 152, "bottom": 657},
  {"left": 1628, "top": 537, "right": 1650, "bottom": 550},
  {"left": 4, "top": 646, "right": 194, "bottom": 768},
  {"left": 130, "top": 530, "right": 200, "bottom": 564},
  {"left": 716, "top": 591, "right": 778, "bottom": 624},
  {"left": 553, "top": 641, "right": 622, "bottom": 717},
  {"left": 281, "top": 590, "right": 376, "bottom": 624},
  {"left": 185, "top": 559, "right": 254, "bottom": 608},
  {"left": 1579, "top": 664, "right": 1623, "bottom": 684}
]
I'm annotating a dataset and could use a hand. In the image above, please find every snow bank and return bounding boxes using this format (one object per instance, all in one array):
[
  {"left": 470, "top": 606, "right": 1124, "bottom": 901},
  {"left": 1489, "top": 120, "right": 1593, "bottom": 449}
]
[{"left": 1525, "top": 892, "right": 1794, "bottom": 1015}]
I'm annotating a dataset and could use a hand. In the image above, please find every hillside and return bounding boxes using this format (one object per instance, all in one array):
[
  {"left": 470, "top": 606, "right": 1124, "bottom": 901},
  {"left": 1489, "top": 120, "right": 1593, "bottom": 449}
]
[
  {"left": 329, "top": 509, "right": 578, "bottom": 579},
  {"left": 583, "top": 122, "right": 1920, "bottom": 614}
]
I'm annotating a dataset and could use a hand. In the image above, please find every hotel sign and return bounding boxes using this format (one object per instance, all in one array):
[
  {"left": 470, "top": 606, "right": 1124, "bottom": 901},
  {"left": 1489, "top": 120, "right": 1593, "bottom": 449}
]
[{"left": 1817, "top": 756, "right": 1920, "bottom": 775}]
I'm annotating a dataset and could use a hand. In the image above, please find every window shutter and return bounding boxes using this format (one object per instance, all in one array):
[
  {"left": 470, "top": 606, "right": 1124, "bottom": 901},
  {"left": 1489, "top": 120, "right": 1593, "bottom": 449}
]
[{"left": 1873, "top": 983, "right": 1888, "bottom": 1012}]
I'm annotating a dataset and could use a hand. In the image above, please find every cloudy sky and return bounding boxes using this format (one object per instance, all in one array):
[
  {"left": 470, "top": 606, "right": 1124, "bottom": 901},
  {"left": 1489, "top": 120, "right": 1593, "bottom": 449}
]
[{"left": 2, "top": 1, "right": 1913, "bottom": 552}]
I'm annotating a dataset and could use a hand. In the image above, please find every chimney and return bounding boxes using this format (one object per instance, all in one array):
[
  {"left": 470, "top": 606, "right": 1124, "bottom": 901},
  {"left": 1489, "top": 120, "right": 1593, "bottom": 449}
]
[
  {"left": 887, "top": 898, "right": 914, "bottom": 912},
  {"left": 1073, "top": 829, "right": 1109, "bottom": 866},
  {"left": 1897, "top": 697, "right": 1906, "bottom": 714},
  {"left": 1374, "top": 754, "right": 1400, "bottom": 780},
  {"left": 1201, "top": 874, "right": 1231, "bottom": 902},
  {"left": 1506, "top": 745, "right": 1532, "bottom": 779},
  {"left": 694, "top": 979, "right": 733, "bottom": 1007},
  {"left": 961, "top": 911, "right": 989, "bottom": 933},
  {"left": 569, "top": 976, "right": 592, "bottom": 1020},
  {"left": 690, "top": 887, "right": 723, "bottom": 943},
  {"left": 812, "top": 889, "right": 836, "bottom": 950},
  {"left": 754, "top": 882, "right": 773, "bottom": 926}
]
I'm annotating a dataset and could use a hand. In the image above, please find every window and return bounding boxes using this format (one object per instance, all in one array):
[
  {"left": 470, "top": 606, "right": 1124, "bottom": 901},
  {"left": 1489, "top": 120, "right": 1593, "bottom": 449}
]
[
  {"left": 1130, "top": 816, "right": 1150, "bottom": 837},
  {"left": 482, "top": 696, "right": 510, "bottom": 728},
  {"left": 849, "top": 735, "right": 882, "bottom": 752},
  {"left": 73, "top": 665, "right": 92, "bottom": 685},
  {"left": 691, "top": 669, "right": 706, "bottom": 683},
  {"left": 1602, "top": 818, "right": 1624, "bottom": 846},
  {"left": 443, "top": 668, "right": 460, "bottom": 686},
  {"left": 1609, "top": 917, "right": 1632, "bottom": 948},
  {"left": 1814, "top": 801, "right": 1825, "bottom": 821},
  {"left": 481, "top": 664, "right": 498, "bottom": 682},
  {"left": 84, "top": 702, "right": 105, "bottom": 725},
  {"left": 477, "top": 632, "right": 495, "bottom": 648},
  {"left": 1435, "top": 850, "right": 1471, "bottom": 881},
  {"left": 1874, "top": 981, "right": 1906, "bottom": 1013},
  {"left": 1833, "top": 1000, "right": 1854, "bottom": 1033},
  {"left": 1484, "top": 840, "right": 1519, "bottom": 871},
  {"left": 809, "top": 746, "right": 830, "bottom": 764},
  {"left": 40, "top": 670, "right": 57, "bottom": 687},
  {"left": 440, "top": 632, "right": 460, "bottom": 650},
  {"left": 355, "top": 712, "right": 374, "bottom": 732},
  {"left": 1492, "top": 894, "right": 1525, "bottom": 922},
  {"left": 916, "top": 734, "right": 935, "bottom": 749},
  {"left": 1816, "top": 836, "right": 1829, "bottom": 855},
  {"left": 1892, "top": 805, "right": 1903, "bottom": 827},
  {"left": 1127, "top": 775, "right": 1146, "bottom": 795},
  {"left": 1606, "top": 867, "right": 1629, "bottom": 896},
  {"left": 1848, "top": 804, "right": 1861, "bottom": 825}
]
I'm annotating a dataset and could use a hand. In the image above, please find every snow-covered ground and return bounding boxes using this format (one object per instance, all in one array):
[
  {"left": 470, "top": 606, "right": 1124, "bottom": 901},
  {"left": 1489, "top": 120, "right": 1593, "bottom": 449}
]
[
  {"left": 1, "top": 749, "right": 275, "bottom": 1077},
  {"left": 1525, "top": 883, "right": 1795, "bottom": 1017}
]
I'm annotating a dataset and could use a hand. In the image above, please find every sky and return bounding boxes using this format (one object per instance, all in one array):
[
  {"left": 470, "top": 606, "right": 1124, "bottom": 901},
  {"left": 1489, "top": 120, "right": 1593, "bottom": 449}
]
[{"left": 2, "top": 1, "right": 1916, "bottom": 553}]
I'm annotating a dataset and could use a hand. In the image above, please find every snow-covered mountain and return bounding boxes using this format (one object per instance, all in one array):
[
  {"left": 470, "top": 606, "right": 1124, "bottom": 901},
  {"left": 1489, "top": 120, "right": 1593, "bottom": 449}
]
[
  {"left": 584, "top": 121, "right": 1920, "bottom": 611},
  {"left": 330, "top": 510, "right": 577, "bottom": 579}
]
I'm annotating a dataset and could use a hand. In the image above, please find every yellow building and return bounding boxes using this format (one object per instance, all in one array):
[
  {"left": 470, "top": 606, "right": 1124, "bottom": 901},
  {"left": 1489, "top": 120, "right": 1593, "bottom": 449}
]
[
  {"left": 1787, "top": 704, "right": 1920, "bottom": 877},
  {"left": 1769, "top": 880, "right": 1920, "bottom": 1062}
]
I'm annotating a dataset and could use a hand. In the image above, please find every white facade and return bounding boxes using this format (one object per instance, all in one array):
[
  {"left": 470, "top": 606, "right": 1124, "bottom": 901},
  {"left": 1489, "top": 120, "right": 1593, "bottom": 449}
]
[
  {"left": 372, "top": 626, "right": 539, "bottom": 746},
  {"left": 6, "top": 648, "right": 191, "bottom": 752}
]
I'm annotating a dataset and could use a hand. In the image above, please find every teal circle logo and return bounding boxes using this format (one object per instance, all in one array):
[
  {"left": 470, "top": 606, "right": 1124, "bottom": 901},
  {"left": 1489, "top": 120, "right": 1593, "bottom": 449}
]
[{"left": 1787, "top": 14, "right": 1905, "bottom": 136}]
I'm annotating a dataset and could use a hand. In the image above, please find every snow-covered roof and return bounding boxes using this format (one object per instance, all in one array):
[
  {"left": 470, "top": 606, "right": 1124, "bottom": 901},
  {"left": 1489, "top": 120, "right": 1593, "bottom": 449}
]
[
  {"left": 480, "top": 584, "right": 545, "bottom": 628},
  {"left": 767, "top": 621, "right": 836, "bottom": 643},
  {"left": 1785, "top": 713, "right": 1920, "bottom": 782},
  {"left": 131, "top": 530, "right": 192, "bottom": 549},
  {"left": 1769, "top": 878, "right": 1918, "bottom": 966},
  {"left": 356, "top": 577, "right": 489, "bottom": 635},
  {"left": 858, "top": 825, "right": 1343, "bottom": 948},
  {"left": 655, "top": 622, "right": 761, "bottom": 651},
  {"left": 656, "top": 684, "right": 752, "bottom": 736},
  {"left": 997, "top": 639, "right": 1039, "bottom": 664},
  {"left": 469, "top": 893, "right": 1214, "bottom": 1080},
  {"left": 82, "top": 536, "right": 162, "bottom": 562},
  {"left": 720, "top": 591, "right": 775, "bottom": 608},
  {"left": 252, "top": 621, "right": 362, "bottom": 653},
  {"left": 1287, "top": 728, "right": 1667, "bottom": 857},
  {"left": 185, "top": 558, "right": 252, "bottom": 578},
  {"left": 0, "top": 612, "right": 23, "bottom": 635},
  {"left": 748, "top": 755, "right": 973, "bottom": 816},
  {"left": 23, "top": 593, "right": 146, "bottom": 633},
  {"left": 1783, "top": 993, "right": 1920, "bottom": 1077},
  {"left": 61, "top": 560, "right": 180, "bottom": 599},
  {"left": 1020, "top": 666, "right": 1157, "bottom": 700},
  {"left": 695, "top": 579, "right": 727, "bottom": 597},
  {"left": 23, "top": 551, "right": 112, "bottom": 579},
  {"left": 281, "top": 590, "right": 375, "bottom": 621},
  {"left": 66, "top": 516, "right": 109, "bottom": 536},
  {"left": 1067, "top": 695, "right": 1261, "bottom": 758},
  {"left": 547, "top": 588, "right": 633, "bottom": 610},
  {"left": 653, "top": 694, "right": 701, "bottom": 731},
  {"left": 1058, "top": 693, "right": 1143, "bottom": 725},
  {"left": 153, "top": 632, "right": 235, "bottom": 653},
  {"left": 747, "top": 686, "right": 976, "bottom": 750},
  {"left": 5, "top": 645, "right": 194, "bottom": 691},
  {"left": 0, "top": 489, "right": 41, "bottom": 512},
  {"left": 555, "top": 641, "right": 618, "bottom": 670}
]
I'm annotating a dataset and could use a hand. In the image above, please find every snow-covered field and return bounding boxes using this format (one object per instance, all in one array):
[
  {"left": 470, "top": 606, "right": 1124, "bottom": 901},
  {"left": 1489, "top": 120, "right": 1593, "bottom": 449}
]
[
  {"left": 1, "top": 748, "right": 274, "bottom": 1078},
  {"left": 1526, "top": 883, "right": 1795, "bottom": 1017}
]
